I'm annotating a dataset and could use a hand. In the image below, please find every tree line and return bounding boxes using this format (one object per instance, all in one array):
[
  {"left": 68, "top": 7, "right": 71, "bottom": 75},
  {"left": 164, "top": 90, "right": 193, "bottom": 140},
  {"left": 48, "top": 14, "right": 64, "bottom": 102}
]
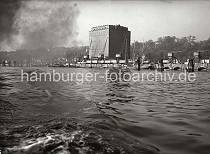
[{"left": 131, "top": 36, "right": 210, "bottom": 62}]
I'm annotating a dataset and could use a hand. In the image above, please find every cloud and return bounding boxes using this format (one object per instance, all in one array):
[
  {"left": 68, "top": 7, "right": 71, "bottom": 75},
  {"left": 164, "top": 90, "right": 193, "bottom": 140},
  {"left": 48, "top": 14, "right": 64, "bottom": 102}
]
[{"left": 0, "top": 1, "right": 80, "bottom": 51}]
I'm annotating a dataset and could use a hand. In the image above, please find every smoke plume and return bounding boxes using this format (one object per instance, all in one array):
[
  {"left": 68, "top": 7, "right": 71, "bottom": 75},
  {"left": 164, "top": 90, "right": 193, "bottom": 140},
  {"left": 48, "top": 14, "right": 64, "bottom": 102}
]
[
  {"left": 0, "top": 1, "right": 80, "bottom": 51},
  {"left": 0, "top": 0, "right": 21, "bottom": 50}
]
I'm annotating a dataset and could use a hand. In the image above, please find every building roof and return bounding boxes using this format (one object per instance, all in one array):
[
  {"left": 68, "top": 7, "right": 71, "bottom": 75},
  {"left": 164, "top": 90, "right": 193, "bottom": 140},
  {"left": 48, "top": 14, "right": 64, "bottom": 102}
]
[{"left": 90, "top": 25, "right": 128, "bottom": 32}]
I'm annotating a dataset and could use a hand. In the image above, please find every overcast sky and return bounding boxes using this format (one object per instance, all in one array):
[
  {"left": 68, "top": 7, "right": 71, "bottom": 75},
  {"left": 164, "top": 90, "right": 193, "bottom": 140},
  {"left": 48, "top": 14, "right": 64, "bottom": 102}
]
[{"left": 76, "top": 1, "right": 210, "bottom": 45}]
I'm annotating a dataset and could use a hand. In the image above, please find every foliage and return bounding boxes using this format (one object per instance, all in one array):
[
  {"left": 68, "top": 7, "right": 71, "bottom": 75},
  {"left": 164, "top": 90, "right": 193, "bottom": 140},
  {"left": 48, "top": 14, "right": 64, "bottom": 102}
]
[{"left": 131, "top": 36, "right": 210, "bottom": 62}]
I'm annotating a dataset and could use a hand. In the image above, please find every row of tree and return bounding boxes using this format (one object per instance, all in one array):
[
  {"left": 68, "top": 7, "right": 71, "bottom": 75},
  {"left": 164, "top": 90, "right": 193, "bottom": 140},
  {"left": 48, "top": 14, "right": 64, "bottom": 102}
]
[
  {"left": 131, "top": 36, "right": 210, "bottom": 62},
  {"left": 1, "top": 36, "right": 210, "bottom": 65},
  {"left": 0, "top": 46, "right": 88, "bottom": 66}
]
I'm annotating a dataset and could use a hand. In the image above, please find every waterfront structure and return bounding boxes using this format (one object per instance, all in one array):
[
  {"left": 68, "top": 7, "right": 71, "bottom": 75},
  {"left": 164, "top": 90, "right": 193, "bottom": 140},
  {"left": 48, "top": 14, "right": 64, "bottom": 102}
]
[{"left": 89, "top": 25, "right": 131, "bottom": 62}]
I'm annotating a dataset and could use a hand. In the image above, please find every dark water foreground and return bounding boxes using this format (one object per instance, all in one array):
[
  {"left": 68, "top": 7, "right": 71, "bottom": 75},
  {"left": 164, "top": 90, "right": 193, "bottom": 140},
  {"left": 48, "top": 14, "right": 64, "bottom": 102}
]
[{"left": 0, "top": 67, "right": 210, "bottom": 154}]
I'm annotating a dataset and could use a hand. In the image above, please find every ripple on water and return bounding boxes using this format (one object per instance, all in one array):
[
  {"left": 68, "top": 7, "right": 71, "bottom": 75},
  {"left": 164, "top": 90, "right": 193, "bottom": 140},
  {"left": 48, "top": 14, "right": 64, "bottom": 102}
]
[{"left": 0, "top": 68, "right": 210, "bottom": 154}]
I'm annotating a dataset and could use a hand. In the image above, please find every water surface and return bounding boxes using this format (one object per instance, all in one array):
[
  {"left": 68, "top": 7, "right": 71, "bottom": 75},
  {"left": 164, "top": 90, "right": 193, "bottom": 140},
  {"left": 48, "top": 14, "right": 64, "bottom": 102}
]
[{"left": 0, "top": 67, "right": 210, "bottom": 154}]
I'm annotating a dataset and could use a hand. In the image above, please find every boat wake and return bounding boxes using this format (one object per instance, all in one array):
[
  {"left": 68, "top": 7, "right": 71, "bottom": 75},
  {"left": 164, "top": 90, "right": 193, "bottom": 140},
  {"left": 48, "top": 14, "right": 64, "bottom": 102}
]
[{"left": 1, "top": 119, "right": 160, "bottom": 154}]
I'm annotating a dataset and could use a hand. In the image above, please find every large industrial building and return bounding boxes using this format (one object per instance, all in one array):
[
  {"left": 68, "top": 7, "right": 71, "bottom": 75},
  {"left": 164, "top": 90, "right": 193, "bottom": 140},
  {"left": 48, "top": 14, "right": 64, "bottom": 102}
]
[{"left": 89, "top": 25, "right": 131, "bottom": 61}]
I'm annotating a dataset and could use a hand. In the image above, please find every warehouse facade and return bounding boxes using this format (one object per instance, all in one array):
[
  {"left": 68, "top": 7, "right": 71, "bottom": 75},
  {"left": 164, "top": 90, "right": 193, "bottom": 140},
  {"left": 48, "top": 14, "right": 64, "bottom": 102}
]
[{"left": 89, "top": 25, "right": 131, "bottom": 61}]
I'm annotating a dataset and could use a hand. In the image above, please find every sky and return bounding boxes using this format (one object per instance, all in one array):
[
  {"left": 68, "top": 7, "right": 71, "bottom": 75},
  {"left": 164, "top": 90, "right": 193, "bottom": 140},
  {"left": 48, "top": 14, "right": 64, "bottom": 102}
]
[
  {"left": 1, "top": 0, "right": 210, "bottom": 51},
  {"left": 76, "top": 0, "right": 210, "bottom": 45}
]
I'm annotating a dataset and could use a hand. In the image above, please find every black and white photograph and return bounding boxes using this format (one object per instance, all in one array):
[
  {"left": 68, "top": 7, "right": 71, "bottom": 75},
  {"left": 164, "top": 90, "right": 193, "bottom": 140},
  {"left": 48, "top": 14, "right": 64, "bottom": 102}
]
[{"left": 0, "top": 0, "right": 210, "bottom": 154}]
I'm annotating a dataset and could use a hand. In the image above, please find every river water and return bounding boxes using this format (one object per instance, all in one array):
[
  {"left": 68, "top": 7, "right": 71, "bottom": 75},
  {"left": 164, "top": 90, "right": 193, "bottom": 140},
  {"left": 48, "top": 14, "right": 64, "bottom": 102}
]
[{"left": 0, "top": 67, "right": 210, "bottom": 154}]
